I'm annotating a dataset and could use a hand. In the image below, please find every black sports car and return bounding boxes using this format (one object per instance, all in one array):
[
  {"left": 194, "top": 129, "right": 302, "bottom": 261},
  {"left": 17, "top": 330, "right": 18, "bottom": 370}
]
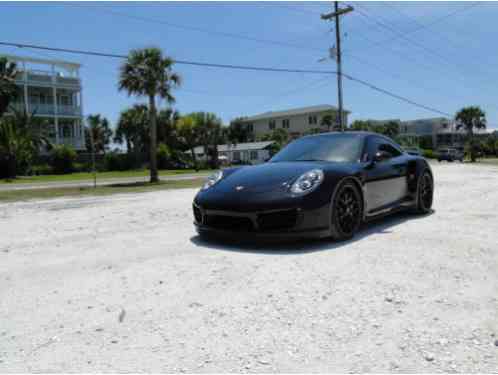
[{"left": 193, "top": 132, "right": 434, "bottom": 240}]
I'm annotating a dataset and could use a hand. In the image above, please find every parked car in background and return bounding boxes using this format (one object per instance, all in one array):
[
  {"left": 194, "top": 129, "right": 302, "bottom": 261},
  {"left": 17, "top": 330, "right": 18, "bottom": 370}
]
[{"left": 438, "top": 148, "right": 464, "bottom": 162}]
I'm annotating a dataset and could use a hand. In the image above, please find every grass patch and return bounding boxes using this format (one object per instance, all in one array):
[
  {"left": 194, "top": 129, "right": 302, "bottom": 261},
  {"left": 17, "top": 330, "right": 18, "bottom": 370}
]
[
  {"left": 0, "top": 169, "right": 209, "bottom": 184},
  {"left": 0, "top": 178, "right": 204, "bottom": 203},
  {"left": 476, "top": 158, "right": 498, "bottom": 166}
]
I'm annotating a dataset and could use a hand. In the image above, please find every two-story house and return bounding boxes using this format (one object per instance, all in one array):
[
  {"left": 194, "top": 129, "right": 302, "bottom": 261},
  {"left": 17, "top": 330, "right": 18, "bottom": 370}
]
[{"left": 241, "top": 104, "right": 350, "bottom": 140}]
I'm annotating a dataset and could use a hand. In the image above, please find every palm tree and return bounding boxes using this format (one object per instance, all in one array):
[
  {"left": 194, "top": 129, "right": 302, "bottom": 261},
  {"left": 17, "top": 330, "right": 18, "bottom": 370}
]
[
  {"left": 455, "top": 106, "right": 487, "bottom": 162},
  {"left": 177, "top": 115, "right": 200, "bottom": 171},
  {"left": 157, "top": 108, "right": 181, "bottom": 149},
  {"left": 0, "top": 57, "right": 18, "bottom": 118},
  {"left": 85, "top": 114, "right": 113, "bottom": 154},
  {"left": 0, "top": 108, "right": 50, "bottom": 179},
  {"left": 190, "top": 112, "right": 223, "bottom": 169},
  {"left": 118, "top": 47, "right": 181, "bottom": 182},
  {"left": 321, "top": 110, "right": 342, "bottom": 132},
  {"left": 114, "top": 104, "right": 149, "bottom": 167},
  {"left": 228, "top": 117, "right": 252, "bottom": 144}
]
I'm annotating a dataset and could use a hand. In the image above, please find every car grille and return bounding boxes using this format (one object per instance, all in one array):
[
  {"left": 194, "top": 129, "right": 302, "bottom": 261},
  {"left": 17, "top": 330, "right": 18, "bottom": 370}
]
[
  {"left": 257, "top": 209, "right": 298, "bottom": 231},
  {"left": 204, "top": 215, "right": 254, "bottom": 232}
]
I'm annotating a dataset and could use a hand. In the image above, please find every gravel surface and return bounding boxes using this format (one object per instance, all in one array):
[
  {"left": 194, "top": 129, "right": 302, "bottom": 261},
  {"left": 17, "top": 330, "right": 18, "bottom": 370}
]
[{"left": 0, "top": 163, "right": 497, "bottom": 372}]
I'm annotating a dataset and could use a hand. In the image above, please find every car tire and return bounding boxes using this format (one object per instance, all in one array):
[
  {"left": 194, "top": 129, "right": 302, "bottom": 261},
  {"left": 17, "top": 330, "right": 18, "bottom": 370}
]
[
  {"left": 414, "top": 170, "right": 433, "bottom": 214},
  {"left": 330, "top": 180, "right": 363, "bottom": 241}
]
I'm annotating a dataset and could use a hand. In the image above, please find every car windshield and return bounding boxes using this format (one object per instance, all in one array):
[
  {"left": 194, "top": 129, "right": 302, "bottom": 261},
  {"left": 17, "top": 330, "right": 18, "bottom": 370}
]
[{"left": 270, "top": 133, "right": 364, "bottom": 163}]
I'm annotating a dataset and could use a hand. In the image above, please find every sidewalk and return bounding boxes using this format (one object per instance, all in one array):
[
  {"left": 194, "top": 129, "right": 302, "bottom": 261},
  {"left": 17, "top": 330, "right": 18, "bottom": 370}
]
[{"left": 0, "top": 173, "right": 209, "bottom": 191}]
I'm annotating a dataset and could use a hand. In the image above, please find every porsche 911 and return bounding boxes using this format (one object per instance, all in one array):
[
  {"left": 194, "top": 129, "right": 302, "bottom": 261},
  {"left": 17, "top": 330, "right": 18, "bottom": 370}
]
[{"left": 193, "top": 132, "right": 433, "bottom": 240}]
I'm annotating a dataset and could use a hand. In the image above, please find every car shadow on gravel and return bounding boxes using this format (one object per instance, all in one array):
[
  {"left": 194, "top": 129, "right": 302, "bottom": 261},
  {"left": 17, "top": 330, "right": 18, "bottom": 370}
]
[{"left": 190, "top": 210, "right": 435, "bottom": 255}]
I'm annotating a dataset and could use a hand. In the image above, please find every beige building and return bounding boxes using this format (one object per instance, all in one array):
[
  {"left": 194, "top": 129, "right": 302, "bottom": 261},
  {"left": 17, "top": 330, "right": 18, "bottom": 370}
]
[{"left": 241, "top": 105, "right": 350, "bottom": 140}]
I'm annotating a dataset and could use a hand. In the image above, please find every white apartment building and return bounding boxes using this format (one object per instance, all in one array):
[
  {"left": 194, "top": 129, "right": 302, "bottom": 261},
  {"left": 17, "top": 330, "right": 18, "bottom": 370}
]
[
  {"left": 398, "top": 117, "right": 466, "bottom": 149},
  {"left": 241, "top": 104, "right": 350, "bottom": 140},
  {"left": 3, "top": 54, "right": 85, "bottom": 150}
]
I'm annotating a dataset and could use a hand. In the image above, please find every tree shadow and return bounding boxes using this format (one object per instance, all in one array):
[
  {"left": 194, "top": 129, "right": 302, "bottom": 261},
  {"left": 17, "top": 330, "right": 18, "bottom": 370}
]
[{"left": 190, "top": 210, "right": 435, "bottom": 255}]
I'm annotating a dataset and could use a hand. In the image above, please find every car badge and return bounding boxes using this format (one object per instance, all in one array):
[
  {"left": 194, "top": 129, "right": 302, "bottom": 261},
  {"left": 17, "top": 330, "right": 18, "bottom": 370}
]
[{"left": 235, "top": 185, "right": 244, "bottom": 191}]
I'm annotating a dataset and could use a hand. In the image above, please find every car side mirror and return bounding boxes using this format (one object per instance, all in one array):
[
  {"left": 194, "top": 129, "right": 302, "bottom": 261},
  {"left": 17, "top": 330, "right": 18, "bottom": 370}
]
[{"left": 373, "top": 151, "right": 391, "bottom": 163}]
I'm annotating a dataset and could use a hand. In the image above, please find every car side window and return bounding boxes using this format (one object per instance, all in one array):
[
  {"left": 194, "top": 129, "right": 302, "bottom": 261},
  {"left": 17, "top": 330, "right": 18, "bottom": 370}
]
[
  {"left": 365, "top": 136, "right": 403, "bottom": 162},
  {"left": 379, "top": 143, "right": 402, "bottom": 158}
]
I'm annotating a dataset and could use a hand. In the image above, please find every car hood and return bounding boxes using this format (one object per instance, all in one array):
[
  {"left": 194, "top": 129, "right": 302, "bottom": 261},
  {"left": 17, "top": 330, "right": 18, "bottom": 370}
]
[{"left": 210, "top": 161, "right": 357, "bottom": 194}]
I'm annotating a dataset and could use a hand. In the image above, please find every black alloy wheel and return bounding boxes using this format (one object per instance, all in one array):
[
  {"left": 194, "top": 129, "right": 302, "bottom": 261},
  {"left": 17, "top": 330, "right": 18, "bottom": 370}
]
[
  {"left": 416, "top": 171, "right": 433, "bottom": 214},
  {"left": 331, "top": 181, "right": 362, "bottom": 240}
]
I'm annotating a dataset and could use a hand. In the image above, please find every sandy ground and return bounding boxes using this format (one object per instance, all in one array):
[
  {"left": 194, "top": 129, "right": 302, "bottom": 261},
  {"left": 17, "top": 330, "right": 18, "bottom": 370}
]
[{"left": 0, "top": 163, "right": 497, "bottom": 373}]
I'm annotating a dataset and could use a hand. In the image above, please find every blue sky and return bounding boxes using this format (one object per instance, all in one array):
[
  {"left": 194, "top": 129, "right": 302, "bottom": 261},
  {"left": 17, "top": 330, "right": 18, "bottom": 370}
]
[{"left": 2, "top": 1, "right": 497, "bottom": 130}]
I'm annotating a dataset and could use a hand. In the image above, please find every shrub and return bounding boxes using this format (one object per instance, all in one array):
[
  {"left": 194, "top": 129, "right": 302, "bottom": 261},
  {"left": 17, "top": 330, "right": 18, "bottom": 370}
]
[
  {"left": 50, "top": 145, "right": 77, "bottom": 174},
  {"left": 157, "top": 143, "right": 171, "bottom": 169},
  {"left": 31, "top": 164, "right": 53, "bottom": 176},
  {"left": 422, "top": 149, "right": 435, "bottom": 159},
  {"left": 103, "top": 152, "right": 138, "bottom": 171}
]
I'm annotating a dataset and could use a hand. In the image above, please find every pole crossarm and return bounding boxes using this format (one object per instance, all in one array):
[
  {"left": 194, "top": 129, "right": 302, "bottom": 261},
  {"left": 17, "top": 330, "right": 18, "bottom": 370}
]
[{"left": 321, "top": 5, "right": 354, "bottom": 20}]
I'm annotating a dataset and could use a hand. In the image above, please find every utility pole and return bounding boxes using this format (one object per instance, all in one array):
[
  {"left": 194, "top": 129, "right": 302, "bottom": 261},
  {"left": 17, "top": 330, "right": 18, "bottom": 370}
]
[{"left": 321, "top": 1, "right": 353, "bottom": 132}]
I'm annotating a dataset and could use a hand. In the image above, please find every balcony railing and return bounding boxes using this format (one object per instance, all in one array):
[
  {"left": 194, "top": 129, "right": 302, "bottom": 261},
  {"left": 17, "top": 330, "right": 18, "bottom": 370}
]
[
  {"left": 31, "top": 104, "right": 56, "bottom": 116},
  {"left": 15, "top": 70, "right": 80, "bottom": 87},
  {"left": 57, "top": 105, "right": 81, "bottom": 116},
  {"left": 56, "top": 76, "right": 80, "bottom": 86},
  {"left": 27, "top": 72, "right": 53, "bottom": 84}
]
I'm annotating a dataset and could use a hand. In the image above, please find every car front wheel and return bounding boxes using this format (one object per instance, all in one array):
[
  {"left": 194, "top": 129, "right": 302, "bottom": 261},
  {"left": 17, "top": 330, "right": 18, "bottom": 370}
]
[
  {"left": 330, "top": 180, "right": 363, "bottom": 240},
  {"left": 415, "top": 170, "right": 433, "bottom": 214}
]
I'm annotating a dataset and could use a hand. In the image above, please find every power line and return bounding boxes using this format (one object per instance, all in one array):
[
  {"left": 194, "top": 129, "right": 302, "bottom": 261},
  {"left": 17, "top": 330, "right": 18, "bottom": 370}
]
[
  {"left": 0, "top": 40, "right": 453, "bottom": 117},
  {"left": 51, "top": 2, "right": 461, "bottom": 114},
  {"left": 357, "top": 2, "right": 481, "bottom": 50},
  {"left": 0, "top": 41, "right": 338, "bottom": 75},
  {"left": 343, "top": 73, "right": 451, "bottom": 117},
  {"left": 62, "top": 4, "right": 326, "bottom": 54},
  {"left": 349, "top": 1, "right": 495, "bottom": 85}
]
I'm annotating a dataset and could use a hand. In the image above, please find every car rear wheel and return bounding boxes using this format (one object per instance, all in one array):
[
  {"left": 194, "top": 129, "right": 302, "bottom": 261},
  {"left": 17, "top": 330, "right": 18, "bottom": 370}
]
[
  {"left": 415, "top": 170, "right": 433, "bottom": 214},
  {"left": 330, "top": 181, "right": 362, "bottom": 240}
]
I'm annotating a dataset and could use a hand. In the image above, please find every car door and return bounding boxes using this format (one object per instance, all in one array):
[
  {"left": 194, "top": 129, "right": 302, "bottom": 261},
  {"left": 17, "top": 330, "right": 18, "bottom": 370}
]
[{"left": 363, "top": 136, "right": 409, "bottom": 213}]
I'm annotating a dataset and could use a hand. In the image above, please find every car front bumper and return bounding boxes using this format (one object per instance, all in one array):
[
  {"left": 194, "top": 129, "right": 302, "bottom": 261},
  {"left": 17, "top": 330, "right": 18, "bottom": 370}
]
[{"left": 192, "top": 202, "right": 331, "bottom": 240}]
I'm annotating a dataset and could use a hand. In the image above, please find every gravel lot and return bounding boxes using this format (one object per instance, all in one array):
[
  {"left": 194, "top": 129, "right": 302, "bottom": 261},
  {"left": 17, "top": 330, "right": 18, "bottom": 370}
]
[{"left": 1, "top": 163, "right": 497, "bottom": 372}]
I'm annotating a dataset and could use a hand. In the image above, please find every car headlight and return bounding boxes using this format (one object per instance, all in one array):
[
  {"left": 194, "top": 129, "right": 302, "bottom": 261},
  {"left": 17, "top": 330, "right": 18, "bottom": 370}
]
[
  {"left": 290, "top": 169, "right": 324, "bottom": 195},
  {"left": 201, "top": 170, "right": 223, "bottom": 190}
]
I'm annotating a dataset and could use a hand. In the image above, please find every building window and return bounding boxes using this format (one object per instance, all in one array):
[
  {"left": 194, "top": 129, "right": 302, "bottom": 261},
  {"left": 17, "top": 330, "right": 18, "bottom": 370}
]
[
  {"left": 269, "top": 120, "right": 276, "bottom": 130},
  {"left": 250, "top": 151, "right": 258, "bottom": 160},
  {"left": 282, "top": 119, "right": 290, "bottom": 129},
  {"left": 247, "top": 123, "right": 254, "bottom": 132},
  {"left": 233, "top": 151, "right": 241, "bottom": 160},
  {"left": 308, "top": 115, "right": 317, "bottom": 125}
]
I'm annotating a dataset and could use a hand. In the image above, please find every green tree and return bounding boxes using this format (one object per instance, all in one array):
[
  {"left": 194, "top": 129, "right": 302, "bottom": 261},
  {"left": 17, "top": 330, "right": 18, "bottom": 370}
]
[
  {"left": 0, "top": 109, "right": 50, "bottom": 179},
  {"left": 455, "top": 106, "right": 486, "bottom": 162},
  {"left": 383, "top": 120, "right": 400, "bottom": 139},
  {"left": 51, "top": 144, "right": 77, "bottom": 174},
  {"left": 119, "top": 47, "right": 181, "bottom": 182},
  {"left": 228, "top": 117, "right": 252, "bottom": 144},
  {"left": 350, "top": 120, "right": 374, "bottom": 132},
  {"left": 177, "top": 115, "right": 200, "bottom": 171},
  {"left": 320, "top": 110, "right": 341, "bottom": 131},
  {"left": 157, "top": 108, "right": 181, "bottom": 149},
  {"left": 114, "top": 104, "right": 149, "bottom": 166},
  {"left": 260, "top": 128, "right": 290, "bottom": 155},
  {"left": 0, "top": 57, "right": 18, "bottom": 118},
  {"left": 85, "top": 114, "right": 113, "bottom": 154},
  {"left": 190, "top": 112, "right": 224, "bottom": 169}
]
